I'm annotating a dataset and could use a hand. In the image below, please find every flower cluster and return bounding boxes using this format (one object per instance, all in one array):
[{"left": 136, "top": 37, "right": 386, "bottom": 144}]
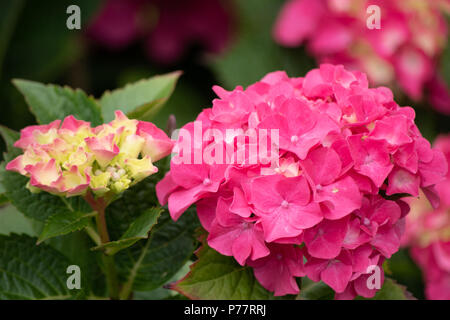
[
  {"left": 6, "top": 111, "right": 173, "bottom": 197},
  {"left": 274, "top": 0, "right": 450, "bottom": 114},
  {"left": 403, "top": 134, "right": 450, "bottom": 300},
  {"left": 87, "top": 0, "right": 231, "bottom": 65},
  {"left": 157, "top": 64, "right": 447, "bottom": 298}
]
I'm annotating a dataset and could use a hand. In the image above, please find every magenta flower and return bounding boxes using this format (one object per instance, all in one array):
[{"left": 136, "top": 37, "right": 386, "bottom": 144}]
[
  {"left": 207, "top": 196, "right": 270, "bottom": 266},
  {"left": 404, "top": 134, "right": 450, "bottom": 300},
  {"left": 87, "top": 0, "right": 231, "bottom": 64},
  {"left": 156, "top": 64, "right": 447, "bottom": 298},
  {"left": 248, "top": 243, "right": 306, "bottom": 296},
  {"left": 6, "top": 111, "right": 173, "bottom": 197},
  {"left": 251, "top": 174, "right": 323, "bottom": 242},
  {"left": 274, "top": 0, "right": 450, "bottom": 114}
]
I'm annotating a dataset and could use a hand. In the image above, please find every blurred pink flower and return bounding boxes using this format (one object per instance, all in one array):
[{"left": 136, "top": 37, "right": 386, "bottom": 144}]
[
  {"left": 87, "top": 0, "right": 232, "bottom": 64},
  {"left": 405, "top": 134, "right": 450, "bottom": 300},
  {"left": 274, "top": 0, "right": 450, "bottom": 114}
]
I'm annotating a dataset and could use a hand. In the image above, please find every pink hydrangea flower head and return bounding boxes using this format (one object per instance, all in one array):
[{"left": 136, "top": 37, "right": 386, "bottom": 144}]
[
  {"left": 274, "top": 0, "right": 450, "bottom": 114},
  {"left": 404, "top": 134, "right": 450, "bottom": 300},
  {"left": 6, "top": 111, "right": 173, "bottom": 197},
  {"left": 157, "top": 64, "right": 447, "bottom": 298}
]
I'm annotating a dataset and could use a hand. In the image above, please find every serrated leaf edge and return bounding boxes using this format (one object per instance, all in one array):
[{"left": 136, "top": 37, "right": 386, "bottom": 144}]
[
  {"left": 37, "top": 211, "right": 97, "bottom": 245},
  {"left": 91, "top": 207, "right": 163, "bottom": 255}
]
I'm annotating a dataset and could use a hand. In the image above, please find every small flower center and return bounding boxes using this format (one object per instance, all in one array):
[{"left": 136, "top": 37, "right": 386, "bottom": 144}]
[
  {"left": 117, "top": 168, "right": 126, "bottom": 177},
  {"left": 281, "top": 200, "right": 289, "bottom": 208},
  {"left": 111, "top": 172, "right": 120, "bottom": 181},
  {"left": 203, "top": 178, "right": 212, "bottom": 186},
  {"left": 363, "top": 218, "right": 371, "bottom": 226},
  {"left": 291, "top": 135, "right": 299, "bottom": 144},
  {"left": 242, "top": 222, "right": 251, "bottom": 230}
]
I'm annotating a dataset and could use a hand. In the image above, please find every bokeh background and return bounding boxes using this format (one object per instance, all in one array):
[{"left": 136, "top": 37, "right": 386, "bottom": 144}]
[{"left": 0, "top": 0, "right": 449, "bottom": 299}]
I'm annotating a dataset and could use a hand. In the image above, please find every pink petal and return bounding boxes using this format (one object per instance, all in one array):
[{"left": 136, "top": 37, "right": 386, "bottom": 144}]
[
  {"left": 348, "top": 135, "right": 394, "bottom": 187},
  {"left": 302, "top": 147, "right": 342, "bottom": 185},
  {"left": 137, "top": 121, "right": 174, "bottom": 162},
  {"left": 315, "top": 176, "right": 362, "bottom": 220},
  {"left": 386, "top": 167, "right": 420, "bottom": 196},
  {"left": 85, "top": 134, "right": 119, "bottom": 168},
  {"left": 369, "top": 115, "right": 413, "bottom": 148},
  {"left": 320, "top": 251, "right": 353, "bottom": 293},
  {"left": 304, "top": 217, "right": 349, "bottom": 259},
  {"left": 156, "top": 172, "right": 179, "bottom": 206}
]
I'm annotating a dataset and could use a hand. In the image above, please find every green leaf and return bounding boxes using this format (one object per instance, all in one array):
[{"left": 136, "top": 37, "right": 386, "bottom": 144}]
[
  {"left": 0, "top": 125, "right": 19, "bottom": 148},
  {"left": 0, "top": 125, "right": 20, "bottom": 158},
  {"left": 297, "top": 277, "right": 334, "bottom": 300},
  {"left": 116, "top": 210, "right": 199, "bottom": 296},
  {"left": 173, "top": 242, "right": 291, "bottom": 300},
  {"left": 48, "top": 231, "right": 106, "bottom": 298},
  {"left": 0, "top": 194, "right": 8, "bottom": 205},
  {"left": 92, "top": 207, "right": 162, "bottom": 256},
  {"left": 115, "top": 67, "right": 207, "bottom": 129},
  {"left": 100, "top": 71, "right": 182, "bottom": 122},
  {"left": 0, "top": 126, "right": 20, "bottom": 203},
  {"left": 357, "top": 278, "right": 416, "bottom": 300},
  {"left": 386, "top": 249, "right": 425, "bottom": 299},
  {"left": 106, "top": 173, "right": 164, "bottom": 239},
  {"left": 12, "top": 79, "right": 103, "bottom": 125},
  {"left": 0, "top": 234, "right": 82, "bottom": 299},
  {"left": 0, "top": 204, "right": 35, "bottom": 236},
  {"left": 37, "top": 211, "right": 97, "bottom": 244},
  {"left": 133, "top": 262, "right": 191, "bottom": 300}
]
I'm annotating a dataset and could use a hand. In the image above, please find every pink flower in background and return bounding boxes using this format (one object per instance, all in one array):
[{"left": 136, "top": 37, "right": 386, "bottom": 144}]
[
  {"left": 404, "top": 134, "right": 450, "bottom": 300},
  {"left": 6, "top": 111, "right": 173, "bottom": 197},
  {"left": 157, "top": 64, "right": 447, "bottom": 298},
  {"left": 87, "top": 0, "right": 232, "bottom": 64},
  {"left": 274, "top": 0, "right": 450, "bottom": 114}
]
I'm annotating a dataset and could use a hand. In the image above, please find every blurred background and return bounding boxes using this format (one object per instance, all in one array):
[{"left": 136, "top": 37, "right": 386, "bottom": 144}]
[{"left": 0, "top": 0, "right": 449, "bottom": 299}]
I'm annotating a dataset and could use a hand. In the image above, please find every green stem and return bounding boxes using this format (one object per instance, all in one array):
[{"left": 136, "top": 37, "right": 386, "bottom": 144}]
[
  {"left": 95, "top": 205, "right": 110, "bottom": 244},
  {"left": 85, "top": 192, "right": 120, "bottom": 300},
  {"left": 119, "top": 236, "right": 152, "bottom": 300},
  {"left": 100, "top": 251, "right": 120, "bottom": 300},
  {"left": 85, "top": 224, "right": 101, "bottom": 246},
  {"left": 118, "top": 277, "right": 133, "bottom": 300}
]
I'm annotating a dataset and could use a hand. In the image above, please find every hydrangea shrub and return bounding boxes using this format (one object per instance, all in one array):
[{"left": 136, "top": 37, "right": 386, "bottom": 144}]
[{"left": 0, "top": 66, "right": 446, "bottom": 300}]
